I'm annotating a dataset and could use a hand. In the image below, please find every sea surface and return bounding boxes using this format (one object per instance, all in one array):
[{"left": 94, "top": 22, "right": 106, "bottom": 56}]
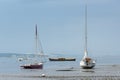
[{"left": 0, "top": 53, "right": 120, "bottom": 80}]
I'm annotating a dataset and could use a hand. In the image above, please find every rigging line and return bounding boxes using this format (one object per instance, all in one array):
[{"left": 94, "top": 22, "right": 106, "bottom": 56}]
[{"left": 35, "top": 24, "right": 44, "bottom": 55}]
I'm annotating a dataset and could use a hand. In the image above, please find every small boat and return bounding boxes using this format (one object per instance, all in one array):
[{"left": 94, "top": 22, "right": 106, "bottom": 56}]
[
  {"left": 80, "top": 4, "right": 96, "bottom": 69},
  {"left": 49, "top": 58, "right": 76, "bottom": 61},
  {"left": 80, "top": 55, "right": 95, "bottom": 69},
  {"left": 18, "top": 57, "right": 31, "bottom": 61},
  {"left": 18, "top": 58, "right": 24, "bottom": 61},
  {"left": 20, "top": 63, "right": 43, "bottom": 69},
  {"left": 21, "top": 24, "right": 44, "bottom": 69}
]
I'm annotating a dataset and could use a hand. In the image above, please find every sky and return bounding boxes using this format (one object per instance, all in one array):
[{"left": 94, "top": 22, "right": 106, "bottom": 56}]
[{"left": 0, "top": 0, "right": 120, "bottom": 57}]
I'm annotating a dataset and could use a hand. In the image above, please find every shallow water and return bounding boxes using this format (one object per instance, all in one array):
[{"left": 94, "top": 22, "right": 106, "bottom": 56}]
[{"left": 0, "top": 53, "right": 120, "bottom": 80}]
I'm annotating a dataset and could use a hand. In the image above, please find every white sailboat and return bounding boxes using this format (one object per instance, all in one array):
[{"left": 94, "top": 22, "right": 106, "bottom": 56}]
[
  {"left": 21, "top": 24, "right": 44, "bottom": 69},
  {"left": 80, "top": 4, "right": 96, "bottom": 69}
]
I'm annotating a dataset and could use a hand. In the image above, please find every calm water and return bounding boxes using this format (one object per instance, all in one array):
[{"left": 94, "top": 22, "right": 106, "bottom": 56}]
[{"left": 0, "top": 53, "right": 120, "bottom": 76}]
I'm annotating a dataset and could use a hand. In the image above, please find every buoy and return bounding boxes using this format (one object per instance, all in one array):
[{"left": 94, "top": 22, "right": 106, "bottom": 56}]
[{"left": 41, "top": 74, "right": 46, "bottom": 77}]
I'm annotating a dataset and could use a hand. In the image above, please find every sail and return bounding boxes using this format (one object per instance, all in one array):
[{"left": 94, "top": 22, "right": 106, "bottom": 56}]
[
  {"left": 35, "top": 24, "right": 46, "bottom": 63},
  {"left": 35, "top": 24, "right": 44, "bottom": 55},
  {"left": 35, "top": 24, "right": 38, "bottom": 37}
]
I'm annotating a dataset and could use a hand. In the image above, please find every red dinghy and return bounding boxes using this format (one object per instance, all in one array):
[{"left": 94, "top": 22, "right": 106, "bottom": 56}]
[{"left": 21, "top": 63, "right": 43, "bottom": 69}]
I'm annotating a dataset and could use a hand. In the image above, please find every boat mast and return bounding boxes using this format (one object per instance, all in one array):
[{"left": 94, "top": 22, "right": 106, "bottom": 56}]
[
  {"left": 35, "top": 24, "right": 44, "bottom": 56},
  {"left": 84, "top": 3, "right": 88, "bottom": 58},
  {"left": 35, "top": 24, "right": 38, "bottom": 55}
]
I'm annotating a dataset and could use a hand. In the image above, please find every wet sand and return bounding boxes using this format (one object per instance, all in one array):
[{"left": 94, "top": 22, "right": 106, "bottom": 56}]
[
  {"left": 0, "top": 74, "right": 120, "bottom": 80},
  {"left": 0, "top": 65, "right": 120, "bottom": 80}
]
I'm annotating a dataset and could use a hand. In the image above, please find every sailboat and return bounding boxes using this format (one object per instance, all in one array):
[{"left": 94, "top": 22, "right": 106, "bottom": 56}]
[
  {"left": 21, "top": 24, "right": 44, "bottom": 69},
  {"left": 80, "top": 4, "right": 96, "bottom": 69}
]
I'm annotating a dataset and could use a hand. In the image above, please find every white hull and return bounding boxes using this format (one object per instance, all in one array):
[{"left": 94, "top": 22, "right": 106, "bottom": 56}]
[{"left": 80, "top": 58, "right": 95, "bottom": 69}]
